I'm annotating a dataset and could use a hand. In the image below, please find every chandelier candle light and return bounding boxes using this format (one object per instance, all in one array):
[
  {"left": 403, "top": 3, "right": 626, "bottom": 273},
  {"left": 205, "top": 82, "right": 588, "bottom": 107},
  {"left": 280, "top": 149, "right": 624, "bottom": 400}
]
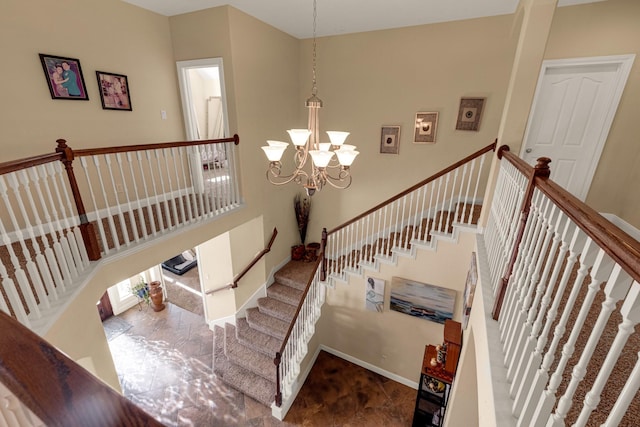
[{"left": 261, "top": 0, "right": 358, "bottom": 196}]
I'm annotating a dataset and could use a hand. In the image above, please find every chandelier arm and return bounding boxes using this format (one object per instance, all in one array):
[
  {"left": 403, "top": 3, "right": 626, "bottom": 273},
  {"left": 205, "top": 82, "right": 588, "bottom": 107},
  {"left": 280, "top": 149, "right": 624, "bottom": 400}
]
[
  {"left": 322, "top": 168, "right": 352, "bottom": 189},
  {"left": 266, "top": 164, "right": 309, "bottom": 186}
]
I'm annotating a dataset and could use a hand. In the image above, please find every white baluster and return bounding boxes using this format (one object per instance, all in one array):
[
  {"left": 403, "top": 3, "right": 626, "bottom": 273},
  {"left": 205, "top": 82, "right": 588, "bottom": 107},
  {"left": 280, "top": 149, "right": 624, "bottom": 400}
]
[
  {"left": 454, "top": 163, "right": 469, "bottom": 225},
  {"left": 468, "top": 153, "right": 487, "bottom": 225},
  {"left": 88, "top": 156, "right": 120, "bottom": 251},
  {"left": 53, "top": 162, "right": 88, "bottom": 267},
  {"left": 104, "top": 154, "right": 131, "bottom": 246},
  {"left": 178, "top": 146, "right": 196, "bottom": 223},
  {"left": 153, "top": 149, "right": 174, "bottom": 229},
  {"left": 143, "top": 151, "right": 165, "bottom": 232},
  {"left": 167, "top": 147, "right": 186, "bottom": 225},
  {"left": 445, "top": 168, "right": 458, "bottom": 233},
  {"left": 125, "top": 152, "right": 148, "bottom": 239},
  {"left": 115, "top": 153, "right": 139, "bottom": 243},
  {"left": 603, "top": 349, "right": 640, "bottom": 426}
]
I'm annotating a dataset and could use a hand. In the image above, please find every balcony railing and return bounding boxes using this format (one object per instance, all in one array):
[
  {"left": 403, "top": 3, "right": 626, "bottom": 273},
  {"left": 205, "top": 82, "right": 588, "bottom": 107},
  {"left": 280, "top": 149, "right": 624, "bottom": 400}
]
[{"left": 481, "top": 145, "right": 640, "bottom": 426}]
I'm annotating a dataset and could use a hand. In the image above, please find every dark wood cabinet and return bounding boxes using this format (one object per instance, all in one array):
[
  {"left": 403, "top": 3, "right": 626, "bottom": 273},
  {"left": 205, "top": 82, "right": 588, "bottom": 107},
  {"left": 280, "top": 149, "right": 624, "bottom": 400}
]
[{"left": 412, "top": 320, "right": 462, "bottom": 427}]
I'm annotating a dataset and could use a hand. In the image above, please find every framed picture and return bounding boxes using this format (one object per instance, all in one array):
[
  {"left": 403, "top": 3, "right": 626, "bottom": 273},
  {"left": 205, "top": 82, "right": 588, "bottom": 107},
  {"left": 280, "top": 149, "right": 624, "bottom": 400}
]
[
  {"left": 456, "top": 97, "right": 485, "bottom": 131},
  {"left": 390, "top": 276, "right": 456, "bottom": 324},
  {"left": 413, "top": 112, "right": 439, "bottom": 144},
  {"left": 380, "top": 125, "right": 401, "bottom": 154},
  {"left": 462, "top": 252, "right": 478, "bottom": 329},
  {"left": 39, "top": 54, "right": 89, "bottom": 100},
  {"left": 96, "top": 71, "right": 132, "bottom": 111},
  {"left": 365, "top": 277, "right": 385, "bottom": 312}
]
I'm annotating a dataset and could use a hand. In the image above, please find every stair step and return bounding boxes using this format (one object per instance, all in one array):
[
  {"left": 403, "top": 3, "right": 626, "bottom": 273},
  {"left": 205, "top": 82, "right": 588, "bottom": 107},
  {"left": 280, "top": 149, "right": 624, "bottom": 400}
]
[
  {"left": 224, "top": 323, "right": 276, "bottom": 382},
  {"left": 258, "top": 296, "right": 296, "bottom": 323},
  {"left": 246, "top": 307, "right": 289, "bottom": 340},
  {"left": 273, "top": 260, "right": 317, "bottom": 291},
  {"left": 236, "top": 318, "right": 282, "bottom": 357},
  {"left": 213, "top": 326, "right": 274, "bottom": 406},
  {"left": 267, "top": 282, "right": 303, "bottom": 306}
]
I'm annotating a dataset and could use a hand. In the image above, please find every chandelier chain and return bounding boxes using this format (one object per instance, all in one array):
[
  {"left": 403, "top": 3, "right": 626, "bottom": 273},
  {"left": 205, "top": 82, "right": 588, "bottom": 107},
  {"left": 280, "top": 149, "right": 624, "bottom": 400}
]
[{"left": 312, "top": 0, "right": 317, "bottom": 96}]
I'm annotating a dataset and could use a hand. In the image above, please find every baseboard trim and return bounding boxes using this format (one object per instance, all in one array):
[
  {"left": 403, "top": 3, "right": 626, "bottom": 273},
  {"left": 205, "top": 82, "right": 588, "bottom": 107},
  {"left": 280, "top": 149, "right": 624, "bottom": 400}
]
[{"left": 319, "top": 345, "right": 419, "bottom": 390}]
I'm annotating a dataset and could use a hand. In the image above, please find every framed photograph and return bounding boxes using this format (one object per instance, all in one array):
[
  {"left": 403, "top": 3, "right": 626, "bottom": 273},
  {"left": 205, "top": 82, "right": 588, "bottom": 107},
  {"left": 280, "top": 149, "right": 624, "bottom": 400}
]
[
  {"left": 96, "top": 71, "right": 132, "bottom": 111},
  {"left": 462, "top": 252, "right": 478, "bottom": 329},
  {"left": 365, "top": 277, "right": 385, "bottom": 312},
  {"left": 390, "top": 276, "right": 456, "bottom": 324},
  {"left": 413, "top": 112, "right": 439, "bottom": 144},
  {"left": 380, "top": 125, "right": 401, "bottom": 154},
  {"left": 39, "top": 54, "right": 89, "bottom": 100},
  {"left": 456, "top": 97, "right": 485, "bottom": 131}
]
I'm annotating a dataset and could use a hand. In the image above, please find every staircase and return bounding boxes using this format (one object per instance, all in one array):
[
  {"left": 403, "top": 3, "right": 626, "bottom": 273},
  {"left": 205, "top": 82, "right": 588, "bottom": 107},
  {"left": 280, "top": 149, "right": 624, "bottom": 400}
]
[{"left": 213, "top": 259, "right": 317, "bottom": 406}]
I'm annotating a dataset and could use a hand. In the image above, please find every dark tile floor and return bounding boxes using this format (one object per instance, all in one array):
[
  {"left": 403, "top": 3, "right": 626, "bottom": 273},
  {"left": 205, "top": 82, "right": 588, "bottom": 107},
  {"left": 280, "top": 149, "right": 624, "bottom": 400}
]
[{"left": 104, "top": 302, "right": 416, "bottom": 426}]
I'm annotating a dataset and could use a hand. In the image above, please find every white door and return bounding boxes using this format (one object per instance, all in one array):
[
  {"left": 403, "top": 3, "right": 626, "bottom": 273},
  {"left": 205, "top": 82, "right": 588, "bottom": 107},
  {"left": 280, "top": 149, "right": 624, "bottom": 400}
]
[{"left": 521, "top": 55, "right": 634, "bottom": 200}]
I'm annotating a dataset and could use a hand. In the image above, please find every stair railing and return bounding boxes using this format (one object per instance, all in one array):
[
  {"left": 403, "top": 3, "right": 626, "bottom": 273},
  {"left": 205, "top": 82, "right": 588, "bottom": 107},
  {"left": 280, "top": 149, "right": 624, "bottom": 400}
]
[
  {"left": 0, "top": 311, "right": 162, "bottom": 426},
  {"left": 322, "top": 140, "right": 497, "bottom": 282},
  {"left": 482, "top": 145, "right": 640, "bottom": 426},
  {"left": 0, "top": 135, "right": 241, "bottom": 330},
  {"left": 274, "top": 250, "right": 325, "bottom": 407},
  {"left": 205, "top": 227, "right": 278, "bottom": 296}
]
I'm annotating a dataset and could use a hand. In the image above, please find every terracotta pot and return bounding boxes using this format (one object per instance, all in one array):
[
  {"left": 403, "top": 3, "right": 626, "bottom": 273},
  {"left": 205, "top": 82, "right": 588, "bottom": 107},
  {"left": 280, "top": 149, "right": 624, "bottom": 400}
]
[
  {"left": 291, "top": 244, "right": 306, "bottom": 261},
  {"left": 148, "top": 280, "right": 165, "bottom": 312}
]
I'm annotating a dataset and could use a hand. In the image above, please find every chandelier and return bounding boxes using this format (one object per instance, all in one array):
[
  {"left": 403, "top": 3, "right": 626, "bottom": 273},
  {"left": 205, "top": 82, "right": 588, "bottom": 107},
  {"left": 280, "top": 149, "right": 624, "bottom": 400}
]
[{"left": 261, "top": 0, "right": 358, "bottom": 196}]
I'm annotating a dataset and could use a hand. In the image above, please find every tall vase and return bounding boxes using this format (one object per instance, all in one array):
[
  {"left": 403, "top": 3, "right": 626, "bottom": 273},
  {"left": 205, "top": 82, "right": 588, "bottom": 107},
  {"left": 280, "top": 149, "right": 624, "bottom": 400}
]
[{"left": 148, "top": 281, "right": 165, "bottom": 312}]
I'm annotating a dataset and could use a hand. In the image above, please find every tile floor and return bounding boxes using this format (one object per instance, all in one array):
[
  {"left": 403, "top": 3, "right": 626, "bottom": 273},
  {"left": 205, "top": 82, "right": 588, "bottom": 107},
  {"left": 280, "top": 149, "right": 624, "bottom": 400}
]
[{"left": 105, "top": 302, "right": 416, "bottom": 426}]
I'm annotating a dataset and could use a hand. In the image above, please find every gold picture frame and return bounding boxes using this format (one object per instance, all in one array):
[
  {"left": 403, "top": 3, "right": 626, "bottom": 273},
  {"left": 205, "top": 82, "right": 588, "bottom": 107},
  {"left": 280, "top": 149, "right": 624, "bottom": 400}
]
[{"left": 413, "top": 112, "right": 439, "bottom": 144}]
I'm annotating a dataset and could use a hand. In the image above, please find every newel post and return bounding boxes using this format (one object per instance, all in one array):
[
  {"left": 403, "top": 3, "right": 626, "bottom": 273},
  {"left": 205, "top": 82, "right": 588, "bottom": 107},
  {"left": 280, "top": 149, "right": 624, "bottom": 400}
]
[
  {"left": 491, "top": 156, "right": 551, "bottom": 320},
  {"left": 274, "top": 352, "right": 282, "bottom": 406},
  {"left": 56, "top": 139, "right": 101, "bottom": 261},
  {"left": 320, "top": 228, "right": 328, "bottom": 281}
]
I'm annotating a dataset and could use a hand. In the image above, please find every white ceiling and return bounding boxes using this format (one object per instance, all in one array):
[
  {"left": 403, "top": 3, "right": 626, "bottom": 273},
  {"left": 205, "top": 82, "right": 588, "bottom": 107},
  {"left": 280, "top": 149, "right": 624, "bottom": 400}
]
[{"left": 121, "top": 0, "right": 604, "bottom": 39}]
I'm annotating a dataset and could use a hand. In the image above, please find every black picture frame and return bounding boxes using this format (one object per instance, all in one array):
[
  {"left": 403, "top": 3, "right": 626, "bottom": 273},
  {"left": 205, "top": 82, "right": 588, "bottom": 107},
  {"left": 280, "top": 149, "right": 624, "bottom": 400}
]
[
  {"left": 96, "top": 71, "right": 132, "bottom": 111},
  {"left": 39, "top": 53, "right": 89, "bottom": 100}
]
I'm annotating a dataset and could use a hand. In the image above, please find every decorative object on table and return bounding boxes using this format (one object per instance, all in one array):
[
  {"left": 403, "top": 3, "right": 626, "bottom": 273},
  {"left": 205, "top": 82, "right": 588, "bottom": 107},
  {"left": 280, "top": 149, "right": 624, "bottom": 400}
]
[
  {"left": 455, "top": 97, "right": 485, "bottom": 131},
  {"left": 380, "top": 125, "right": 401, "bottom": 154},
  {"left": 413, "top": 112, "right": 439, "bottom": 144},
  {"left": 260, "top": 0, "right": 358, "bottom": 196},
  {"left": 148, "top": 281, "right": 165, "bottom": 312},
  {"left": 462, "top": 252, "right": 478, "bottom": 329},
  {"left": 39, "top": 53, "right": 89, "bottom": 100},
  {"left": 390, "top": 276, "right": 455, "bottom": 324},
  {"left": 365, "top": 276, "right": 385, "bottom": 312},
  {"left": 436, "top": 343, "right": 447, "bottom": 364},
  {"left": 130, "top": 279, "right": 150, "bottom": 308},
  {"left": 96, "top": 70, "right": 132, "bottom": 111},
  {"left": 294, "top": 194, "right": 311, "bottom": 245},
  {"left": 291, "top": 244, "right": 306, "bottom": 261}
]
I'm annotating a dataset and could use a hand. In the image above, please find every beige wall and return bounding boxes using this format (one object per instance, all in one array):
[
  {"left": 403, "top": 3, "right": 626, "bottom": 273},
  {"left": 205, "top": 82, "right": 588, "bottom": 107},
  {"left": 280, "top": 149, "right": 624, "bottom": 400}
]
[
  {"left": 318, "top": 231, "right": 476, "bottom": 383},
  {"left": 543, "top": 0, "right": 640, "bottom": 226},
  {"left": 302, "top": 15, "right": 518, "bottom": 241},
  {"left": 0, "top": 0, "right": 185, "bottom": 160}
]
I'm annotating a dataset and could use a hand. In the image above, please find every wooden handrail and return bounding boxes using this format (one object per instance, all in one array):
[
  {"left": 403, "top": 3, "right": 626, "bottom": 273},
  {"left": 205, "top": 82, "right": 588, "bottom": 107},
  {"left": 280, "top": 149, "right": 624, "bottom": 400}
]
[
  {"left": 73, "top": 134, "right": 240, "bottom": 157},
  {"left": 0, "top": 152, "right": 63, "bottom": 175},
  {"left": 326, "top": 139, "right": 497, "bottom": 235},
  {"left": 274, "top": 255, "right": 323, "bottom": 405},
  {"left": 0, "top": 311, "right": 162, "bottom": 427},
  {"left": 496, "top": 148, "right": 640, "bottom": 315},
  {"left": 204, "top": 227, "right": 278, "bottom": 296}
]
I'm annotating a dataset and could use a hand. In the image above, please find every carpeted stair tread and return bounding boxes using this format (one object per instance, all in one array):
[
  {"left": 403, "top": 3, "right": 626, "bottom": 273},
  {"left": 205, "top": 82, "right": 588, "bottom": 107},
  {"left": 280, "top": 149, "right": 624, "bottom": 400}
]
[
  {"left": 258, "top": 296, "right": 296, "bottom": 323},
  {"left": 224, "top": 323, "right": 276, "bottom": 382},
  {"left": 246, "top": 307, "right": 289, "bottom": 340},
  {"left": 213, "top": 326, "right": 275, "bottom": 406},
  {"left": 236, "top": 318, "right": 282, "bottom": 357},
  {"left": 267, "top": 282, "right": 304, "bottom": 306},
  {"left": 273, "top": 260, "right": 317, "bottom": 291}
]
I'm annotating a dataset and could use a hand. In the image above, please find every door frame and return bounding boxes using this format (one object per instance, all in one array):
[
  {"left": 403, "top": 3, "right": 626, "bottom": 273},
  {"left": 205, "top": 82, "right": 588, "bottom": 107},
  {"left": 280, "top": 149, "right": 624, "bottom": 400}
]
[
  {"left": 176, "top": 57, "right": 230, "bottom": 141},
  {"left": 520, "top": 54, "right": 635, "bottom": 200}
]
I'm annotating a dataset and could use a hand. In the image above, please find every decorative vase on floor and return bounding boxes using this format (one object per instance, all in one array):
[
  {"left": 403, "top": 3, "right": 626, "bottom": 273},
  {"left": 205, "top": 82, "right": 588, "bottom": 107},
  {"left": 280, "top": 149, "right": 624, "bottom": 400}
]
[
  {"left": 148, "top": 281, "right": 165, "bottom": 312},
  {"left": 291, "top": 244, "right": 306, "bottom": 261}
]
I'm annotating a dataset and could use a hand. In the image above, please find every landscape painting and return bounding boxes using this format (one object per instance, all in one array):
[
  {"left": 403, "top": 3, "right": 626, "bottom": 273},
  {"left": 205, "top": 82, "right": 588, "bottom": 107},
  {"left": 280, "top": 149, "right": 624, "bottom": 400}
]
[{"left": 390, "top": 277, "right": 455, "bottom": 324}]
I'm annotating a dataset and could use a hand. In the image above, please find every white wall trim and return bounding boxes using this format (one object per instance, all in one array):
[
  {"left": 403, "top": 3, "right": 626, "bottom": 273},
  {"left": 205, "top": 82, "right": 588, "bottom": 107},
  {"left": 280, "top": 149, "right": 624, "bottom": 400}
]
[
  {"left": 601, "top": 212, "right": 640, "bottom": 241},
  {"left": 319, "top": 345, "right": 419, "bottom": 390},
  {"left": 207, "top": 314, "right": 236, "bottom": 330},
  {"left": 236, "top": 255, "right": 291, "bottom": 318}
]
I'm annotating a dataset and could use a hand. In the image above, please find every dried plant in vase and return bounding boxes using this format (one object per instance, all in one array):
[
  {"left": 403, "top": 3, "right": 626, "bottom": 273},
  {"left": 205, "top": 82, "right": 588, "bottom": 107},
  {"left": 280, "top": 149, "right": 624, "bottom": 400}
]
[{"left": 293, "top": 194, "right": 311, "bottom": 260}]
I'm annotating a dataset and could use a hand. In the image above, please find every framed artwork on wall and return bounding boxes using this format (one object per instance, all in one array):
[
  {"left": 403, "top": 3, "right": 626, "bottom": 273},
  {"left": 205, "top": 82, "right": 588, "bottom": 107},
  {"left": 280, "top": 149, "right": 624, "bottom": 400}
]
[
  {"left": 96, "top": 71, "right": 132, "bottom": 111},
  {"left": 39, "top": 53, "right": 89, "bottom": 100},
  {"left": 365, "top": 277, "right": 385, "bottom": 312},
  {"left": 462, "top": 252, "right": 478, "bottom": 329},
  {"left": 413, "top": 112, "right": 439, "bottom": 144},
  {"left": 380, "top": 125, "right": 401, "bottom": 154},
  {"left": 390, "top": 276, "right": 455, "bottom": 324},
  {"left": 456, "top": 97, "right": 485, "bottom": 131}
]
